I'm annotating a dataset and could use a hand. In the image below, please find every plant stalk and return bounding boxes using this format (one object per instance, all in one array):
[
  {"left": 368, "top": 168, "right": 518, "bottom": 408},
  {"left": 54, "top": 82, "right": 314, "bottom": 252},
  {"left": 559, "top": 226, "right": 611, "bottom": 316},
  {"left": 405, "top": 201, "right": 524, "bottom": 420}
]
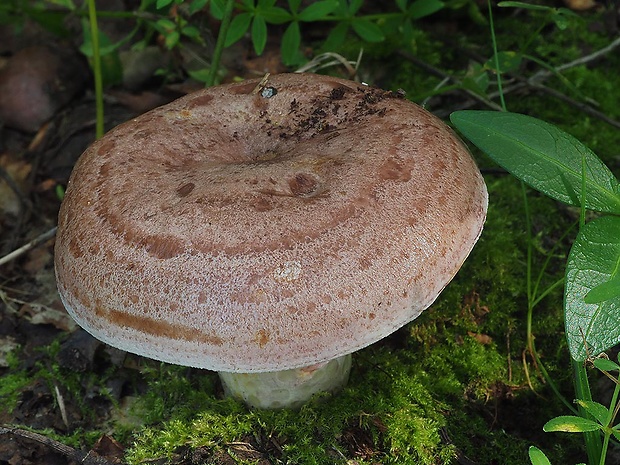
[
  {"left": 87, "top": 0, "right": 104, "bottom": 139},
  {"left": 572, "top": 359, "right": 602, "bottom": 464},
  {"left": 207, "top": 0, "right": 235, "bottom": 87},
  {"left": 488, "top": 0, "right": 506, "bottom": 112}
]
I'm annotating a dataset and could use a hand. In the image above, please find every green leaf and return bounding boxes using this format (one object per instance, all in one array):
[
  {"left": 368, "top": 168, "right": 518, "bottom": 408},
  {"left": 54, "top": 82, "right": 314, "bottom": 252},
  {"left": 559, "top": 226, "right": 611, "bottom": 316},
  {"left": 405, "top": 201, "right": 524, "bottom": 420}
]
[
  {"left": 164, "top": 30, "right": 180, "bottom": 49},
  {"left": 46, "top": 0, "right": 76, "bottom": 9},
  {"left": 574, "top": 399, "right": 610, "bottom": 425},
  {"left": 543, "top": 415, "right": 601, "bottom": 433},
  {"left": 396, "top": 0, "right": 409, "bottom": 12},
  {"left": 155, "top": 18, "right": 176, "bottom": 32},
  {"left": 257, "top": 0, "right": 276, "bottom": 8},
  {"left": 498, "top": 1, "right": 552, "bottom": 11},
  {"left": 565, "top": 215, "right": 620, "bottom": 361},
  {"left": 80, "top": 21, "right": 123, "bottom": 87},
  {"left": 485, "top": 51, "right": 522, "bottom": 74},
  {"left": 348, "top": 0, "right": 363, "bottom": 15},
  {"left": 156, "top": 0, "right": 174, "bottom": 9},
  {"left": 584, "top": 275, "right": 620, "bottom": 304},
  {"left": 593, "top": 358, "right": 620, "bottom": 372},
  {"left": 409, "top": 0, "right": 444, "bottom": 20},
  {"left": 187, "top": 67, "right": 211, "bottom": 83},
  {"left": 528, "top": 447, "right": 551, "bottom": 465},
  {"left": 210, "top": 0, "right": 226, "bottom": 19},
  {"left": 280, "top": 22, "right": 301, "bottom": 66},
  {"left": 322, "top": 21, "right": 349, "bottom": 50},
  {"left": 261, "top": 6, "right": 291, "bottom": 24},
  {"left": 299, "top": 0, "right": 337, "bottom": 21},
  {"left": 351, "top": 19, "right": 385, "bottom": 43},
  {"left": 225, "top": 13, "right": 252, "bottom": 47},
  {"left": 450, "top": 111, "right": 620, "bottom": 215},
  {"left": 462, "top": 62, "right": 490, "bottom": 94},
  {"left": 288, "top": 0, "right": 302, "bottom": 12},
  {"left": 251, "top": 16, "right": 268, "bottom": 55},
  {"left": 188, "top": 0, "right": 208, "bottom": 15},
  {"left": 182, "top": 25, "right": 201, "bottom": 39}
]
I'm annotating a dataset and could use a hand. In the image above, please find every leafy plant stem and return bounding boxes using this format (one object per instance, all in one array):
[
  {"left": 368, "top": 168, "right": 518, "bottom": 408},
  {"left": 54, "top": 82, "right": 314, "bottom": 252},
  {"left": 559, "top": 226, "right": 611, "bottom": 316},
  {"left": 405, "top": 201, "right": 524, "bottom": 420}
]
[
  {"left": 206, "top": 0, "right": 235, "bottom": 87},
  {"left": 87, "top": 0, "right": 104, "bottom": 139},
  {"left": 607, "top": 380, "right": 620, "bottom": 426},
  {"left": 572, "top": 358, "right": 602, "bottom": 464},
  {"left": 519, "top": 20, "right": 546, "bottom": 57},
  {"left": 521, "top": 184, "right": 576, "bottom": 414},
  {"left": 522, "top": 183, "right": 534, "bottom": 352},
  {"left": 487, "top": 0, "right": 506, "bottom": 112},
  {"left": 533, "top": 347, "right": 577, "bottom": 414}
]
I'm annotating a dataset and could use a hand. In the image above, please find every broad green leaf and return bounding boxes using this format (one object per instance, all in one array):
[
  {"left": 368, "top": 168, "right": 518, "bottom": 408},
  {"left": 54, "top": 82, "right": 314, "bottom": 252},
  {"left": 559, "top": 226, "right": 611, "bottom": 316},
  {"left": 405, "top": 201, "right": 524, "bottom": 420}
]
[
  {"left": 543, "top": 415, "right": 601, "bottom": 433},
  {"left": 156, "top": 0, "right": 174, "bottom": 9},
  {"left": 584, "top": 274, "right": 620, "bottom": 304},
  {"left": 288, "top": 0, "right": 302, "bottom": 12},
  {"left": 351, "top": 19, "right": 384, "bottom": 43},
  {"left": 409, "top": 0, "right": 444, "bottom": 20},
  {"left": 322, "top": 21, "right": 349, "bottom": 50},
  {"left": 210, "top": 0, "right": 226, "bottom": 19},
  {"left": 574, "top": 399, "right": 609, "bottom": 425},
  {"left": 450, "top": 111, "right": 620, "bottom": 214},
  {"left": 280, "top": 22, "right": 301, "bottom": 66},
  {"left": 188, "top": 0, "right": 208, "bottom": 15},
  {"left": 257, "top": 0, "right": 276, "bottom": 8},
  {"left": 187, "top": 67, "right": 211, "bottom": 83},
  {"left": 155, "top": 18, "right": 176, "bottom": 32},
  {"left": 261, "top": 7, "right": 291, "bottom": 24},
  {"left": 396, "top": 0, "right": 409, "bottom": 12},
  {"left": 348, "top": 0, "right": 363, "bottom": 15},
  {"left": 593, "top": 358, "right": 620, "bottom": 372},
  {"left": 182, "top": 25, "right": 201, "bottom": 40},
  {"left": 225, "top": 13, "right": 252, "bottom": 47},
  {"left": 299, "top": 0, "right": 337, "bottom": 21},
  {"left": 565, "top": 215, "right": 620, "bottom": 361},
  {"left": 528, "top": 447, "right": 551, "bottom": 465},
  {"left": 251, "top": 16, "right": 268, "bottom": 55}
]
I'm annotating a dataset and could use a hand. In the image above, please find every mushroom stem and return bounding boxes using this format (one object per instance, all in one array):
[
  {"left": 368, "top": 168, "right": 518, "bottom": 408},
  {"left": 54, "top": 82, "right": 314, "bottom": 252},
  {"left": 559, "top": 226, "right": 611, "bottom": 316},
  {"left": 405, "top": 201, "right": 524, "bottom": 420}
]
[{"left": 218, "top": 354, "right": 352, "bottom": 409}]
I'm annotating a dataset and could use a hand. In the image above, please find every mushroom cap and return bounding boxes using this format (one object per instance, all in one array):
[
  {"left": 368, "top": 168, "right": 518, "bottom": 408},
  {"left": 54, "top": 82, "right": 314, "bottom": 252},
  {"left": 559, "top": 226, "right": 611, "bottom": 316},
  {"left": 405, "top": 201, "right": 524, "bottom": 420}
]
[{"left": 54, "top": 73, "right": 487, "bottom": 373}]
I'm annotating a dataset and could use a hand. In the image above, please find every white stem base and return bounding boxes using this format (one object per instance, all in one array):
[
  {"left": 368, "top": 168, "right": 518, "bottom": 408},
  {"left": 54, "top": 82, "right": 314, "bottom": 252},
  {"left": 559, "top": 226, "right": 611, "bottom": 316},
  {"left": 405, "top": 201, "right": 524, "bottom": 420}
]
[{"left": 218, "top": 354, "right": 352, "bottom": 409}]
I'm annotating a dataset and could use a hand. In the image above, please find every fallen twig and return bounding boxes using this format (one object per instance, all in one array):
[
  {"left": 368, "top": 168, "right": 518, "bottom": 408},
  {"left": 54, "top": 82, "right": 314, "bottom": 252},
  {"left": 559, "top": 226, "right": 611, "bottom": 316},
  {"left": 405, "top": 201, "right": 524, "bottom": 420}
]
[
  {"left": 0, "top": 226, "right": 57, "bottom": 267},
  {"left": 0, "top": 426, "right": 116, "bottom": 465}
]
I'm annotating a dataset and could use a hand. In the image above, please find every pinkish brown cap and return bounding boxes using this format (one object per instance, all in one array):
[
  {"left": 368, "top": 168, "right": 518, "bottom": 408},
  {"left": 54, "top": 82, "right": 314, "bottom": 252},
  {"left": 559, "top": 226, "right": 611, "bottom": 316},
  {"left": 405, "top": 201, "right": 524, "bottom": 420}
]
[{"left": 54, "top": 73, "right": 487, "bottom": 373}]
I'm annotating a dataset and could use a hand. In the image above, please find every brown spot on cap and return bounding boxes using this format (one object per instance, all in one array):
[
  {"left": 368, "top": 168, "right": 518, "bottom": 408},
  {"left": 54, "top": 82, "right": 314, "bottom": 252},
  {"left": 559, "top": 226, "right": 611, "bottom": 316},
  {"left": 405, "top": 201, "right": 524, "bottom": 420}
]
[
  {"left": 186, "top": 94, "right": 213, "bottom": 109},
  {"left": 256, "top": 329, "right": 270, "bottom": 348},
  {"left": 177, "top": 182, "right": 195, "bottom": 197},
  {"left": 288, "top": 173, "right": 319, "bottom": 197}
]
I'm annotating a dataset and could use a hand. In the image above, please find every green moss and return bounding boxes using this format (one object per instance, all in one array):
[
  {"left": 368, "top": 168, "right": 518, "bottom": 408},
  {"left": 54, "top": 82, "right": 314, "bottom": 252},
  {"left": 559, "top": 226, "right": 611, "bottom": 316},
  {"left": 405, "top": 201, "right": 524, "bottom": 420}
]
[
  {"left": 124, "top": 316, "right": 514, "bottom": 464},
  {"left": 0, "top": 349, "right": 31, "bottom": 413}
]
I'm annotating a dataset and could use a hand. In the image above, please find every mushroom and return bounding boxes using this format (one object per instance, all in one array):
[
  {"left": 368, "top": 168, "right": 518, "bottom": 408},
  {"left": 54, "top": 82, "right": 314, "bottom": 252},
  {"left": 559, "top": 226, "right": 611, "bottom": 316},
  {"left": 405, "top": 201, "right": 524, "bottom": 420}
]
[{"left": 54, "top": 73, "right": 487, "bottom": 409}]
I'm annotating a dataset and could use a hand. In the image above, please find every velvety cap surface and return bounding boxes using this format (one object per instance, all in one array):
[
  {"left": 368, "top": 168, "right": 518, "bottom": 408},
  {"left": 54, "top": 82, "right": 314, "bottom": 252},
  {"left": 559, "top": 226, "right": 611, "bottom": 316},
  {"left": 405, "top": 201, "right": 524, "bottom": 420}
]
[{"left": 55, "top": 73, "right": 488, "bottom": 372}]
